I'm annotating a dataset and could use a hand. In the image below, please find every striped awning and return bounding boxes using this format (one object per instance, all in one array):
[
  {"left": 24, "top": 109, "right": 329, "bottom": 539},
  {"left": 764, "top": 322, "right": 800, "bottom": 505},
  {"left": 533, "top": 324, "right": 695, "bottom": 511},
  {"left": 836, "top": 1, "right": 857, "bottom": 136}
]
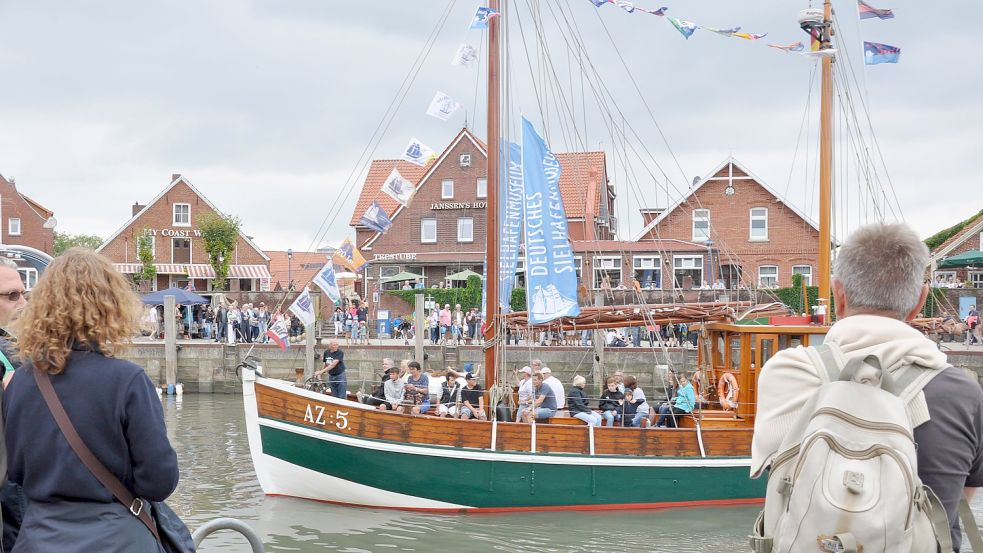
[
  {"left": 113, "top": 263, "right": 187, "bottom": 275},
  {"left": 114, "top": 263, "right": 142, "bottom": 274},
  {"left": 187, "top": 264, "right": 216, "bottom": 278},
  {"left": 228, "top": 265, "right": 272, "bottom": 279}
]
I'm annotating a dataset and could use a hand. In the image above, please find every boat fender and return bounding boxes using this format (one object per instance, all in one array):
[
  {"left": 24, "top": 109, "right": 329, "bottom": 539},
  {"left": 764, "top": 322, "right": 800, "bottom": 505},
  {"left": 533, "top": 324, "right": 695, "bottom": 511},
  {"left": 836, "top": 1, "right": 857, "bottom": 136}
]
[{"left": 717, "top": 372, "right": 739, "bottom": 410}]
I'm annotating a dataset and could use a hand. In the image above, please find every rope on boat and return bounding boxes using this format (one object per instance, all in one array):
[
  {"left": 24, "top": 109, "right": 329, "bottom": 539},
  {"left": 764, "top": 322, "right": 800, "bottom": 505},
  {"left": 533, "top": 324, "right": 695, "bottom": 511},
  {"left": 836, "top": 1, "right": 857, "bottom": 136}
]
[{"left": 695, "top": 420, "right": 706, "bottom": 459}]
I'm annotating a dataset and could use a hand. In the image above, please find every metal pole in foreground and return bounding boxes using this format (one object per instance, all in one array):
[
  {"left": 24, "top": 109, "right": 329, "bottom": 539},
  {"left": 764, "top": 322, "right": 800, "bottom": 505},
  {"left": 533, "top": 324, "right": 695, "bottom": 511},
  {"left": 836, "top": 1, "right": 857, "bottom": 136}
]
[
  {"left": 164, "top": 294, "right": 177, "bottom": 391},
  {"left": 305, "top": 323, "right": 315, "bottom": 381},
  {"left": 414, "top": 293, "right": 425, "bottom": 365}
]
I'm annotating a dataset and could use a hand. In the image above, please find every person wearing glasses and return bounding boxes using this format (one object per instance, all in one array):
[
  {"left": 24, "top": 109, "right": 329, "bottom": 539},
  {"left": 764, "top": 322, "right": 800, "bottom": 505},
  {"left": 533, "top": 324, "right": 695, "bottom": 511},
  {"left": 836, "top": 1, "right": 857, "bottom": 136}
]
[{"left": 0, "top": 256, "right": 28, "bottom": 550}]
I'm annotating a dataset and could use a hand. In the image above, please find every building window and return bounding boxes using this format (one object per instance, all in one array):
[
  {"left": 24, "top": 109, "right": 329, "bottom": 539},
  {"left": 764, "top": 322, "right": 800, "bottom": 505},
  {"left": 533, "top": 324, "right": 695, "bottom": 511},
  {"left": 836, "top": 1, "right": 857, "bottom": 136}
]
[
  {"left": 750, "top": 207, "right": 768, "bottom": 241},
  {"left": 18, "top": 268, "right": 38, "bottom": 290},
  {"left": 421, "top": 218, "right": 437, "bottom": 243},
  {"left": 692, "top": 209, "right": 710, "bottom": 242},
  {"left": 457, "top": 217, "right": 474, "bottom": 243},
  {"left": 970, "top": 272, "right": 983, "bottom": 289},
  {"left": 172, "top": 237, "right": 191, "bottom": 264},
  {"left": 380, "top": 266, "right": 401, "bottom": 279},
  {"left": 759, "top": 265, "right": 779, "bottom": 288},
  {"left": 476, "top": 178, "right": 487, "bottom": 199},
  {"left": 792, "top": 265, "right": 812, "bottom": 286},
  {"left": 633, "top": 256, "right": 662, "bottom": 289},
  {"left": 673, "top": 255, "right": 704, "bottom": 289},
  {"left": 8, "top": 218, "right": 21, "bottom": 236},
  {"left": 573, "top": 256, "right": 583, "bottom": 281},
  {"left": 240, "top": 279, "right": 254, "bottom": 292},
  {"left": 442, "top": 179, "right": 454, "bottom": 199},
  {"left": 593, "top": 256, "right": 622, "bottom": 289},
  {"left": 173, "top": 203, "right": 191, "bottom": 226}
]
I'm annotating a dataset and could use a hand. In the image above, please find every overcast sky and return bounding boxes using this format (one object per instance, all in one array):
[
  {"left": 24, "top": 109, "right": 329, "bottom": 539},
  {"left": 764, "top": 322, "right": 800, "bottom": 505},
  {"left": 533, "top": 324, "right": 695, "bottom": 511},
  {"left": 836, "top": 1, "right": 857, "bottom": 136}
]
[{"left": 1, "top": 1, "right": 978, "bottom": 252}]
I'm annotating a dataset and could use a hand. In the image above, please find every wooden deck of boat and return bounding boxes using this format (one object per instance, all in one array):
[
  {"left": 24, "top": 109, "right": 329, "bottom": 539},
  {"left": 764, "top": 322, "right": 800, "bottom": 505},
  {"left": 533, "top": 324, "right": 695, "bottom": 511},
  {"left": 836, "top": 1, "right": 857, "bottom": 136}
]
[{"left": 255, "top": 381, "right": 752, "bottom": 457}]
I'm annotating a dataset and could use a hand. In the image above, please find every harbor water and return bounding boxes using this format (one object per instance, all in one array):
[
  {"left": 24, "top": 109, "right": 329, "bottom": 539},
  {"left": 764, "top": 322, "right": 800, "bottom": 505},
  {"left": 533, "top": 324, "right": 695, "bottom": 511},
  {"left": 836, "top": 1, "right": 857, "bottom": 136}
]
[{"left": 165, "top": 394, "right": 980, "bottom": 552}]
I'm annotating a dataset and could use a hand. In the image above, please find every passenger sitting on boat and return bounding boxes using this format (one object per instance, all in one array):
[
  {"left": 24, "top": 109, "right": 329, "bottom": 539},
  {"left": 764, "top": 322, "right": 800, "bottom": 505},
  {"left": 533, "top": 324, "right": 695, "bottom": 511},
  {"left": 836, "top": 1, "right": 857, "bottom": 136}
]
[
  {"left": 437, "top": 370, "right": 463, "bottom": 417},
  {"left": 655, "top": 373, "right": 695, "bottom": 428},
  {"left": 598, "top": 377, "right": 625, "bottom": 427},
  {"left": 403, "top": 361, "right": 431, "bottom": 415},
  {"left": 568, "top": 375, "right": 602, "bottom": 426},
  {"left": 541, "top": 367, "right": 565, "bottom": 409},
  {"left": 364, "top": 358, "right": 393, "bottom": 407},
  {"left": 378, "top": 366, "right": 404, "bottom": 412},
  {"left": 613, "top": 370, "right": 625, "bottom": 393},
  {"left": 623, "top": 376, "right": 650, "bottom": 427},
  {"left": 514, "top": 366, "right": 534, "bottom": 421},
  {"left": 606, "top": 328, "right": 627, "bottom": 347},
  {"left": 460, "top": 373, "right": 487, "bottom": 420},
  {"left": 521, "top": 372, "right": 557, "bottom": 423}
]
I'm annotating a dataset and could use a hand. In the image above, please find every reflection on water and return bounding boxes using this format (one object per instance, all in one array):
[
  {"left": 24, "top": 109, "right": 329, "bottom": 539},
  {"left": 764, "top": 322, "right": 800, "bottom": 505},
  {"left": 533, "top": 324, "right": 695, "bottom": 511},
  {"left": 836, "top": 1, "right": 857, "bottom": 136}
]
[{"left": 163, "top": 395, "right": 981, "bottom": 553}]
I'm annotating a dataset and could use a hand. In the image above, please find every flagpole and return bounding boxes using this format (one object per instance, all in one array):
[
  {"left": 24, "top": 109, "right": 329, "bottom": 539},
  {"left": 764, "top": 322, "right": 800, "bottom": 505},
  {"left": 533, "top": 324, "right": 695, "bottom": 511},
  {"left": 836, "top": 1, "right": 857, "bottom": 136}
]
[{"left": 483, "top": 0, "right": 501, "bottom": 394}]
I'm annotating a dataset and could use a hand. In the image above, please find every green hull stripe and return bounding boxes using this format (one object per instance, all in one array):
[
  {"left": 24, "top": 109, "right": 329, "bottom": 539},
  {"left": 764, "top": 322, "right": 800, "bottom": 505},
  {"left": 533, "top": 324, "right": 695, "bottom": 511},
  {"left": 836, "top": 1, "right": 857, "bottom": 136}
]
[{"left": 260, "top": 425, "right": 765, "bottom": 508}]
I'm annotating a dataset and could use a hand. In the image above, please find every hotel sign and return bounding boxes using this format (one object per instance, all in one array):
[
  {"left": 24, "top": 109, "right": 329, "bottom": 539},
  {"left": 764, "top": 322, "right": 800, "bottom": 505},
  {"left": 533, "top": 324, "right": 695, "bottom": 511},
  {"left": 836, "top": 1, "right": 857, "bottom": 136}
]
[{"left": 430, "top": 202, "right": 487, "bottom": 210}]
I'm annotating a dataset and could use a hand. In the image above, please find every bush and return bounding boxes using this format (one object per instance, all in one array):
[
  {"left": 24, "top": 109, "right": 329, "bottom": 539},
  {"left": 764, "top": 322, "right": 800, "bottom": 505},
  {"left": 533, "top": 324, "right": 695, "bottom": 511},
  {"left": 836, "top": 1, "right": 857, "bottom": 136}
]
[
  {"left": 386, "top": 275, "right": 484, "bottom": 311},
  {"left": 770, "top": 281, "right": 834, "bottom": 317}
]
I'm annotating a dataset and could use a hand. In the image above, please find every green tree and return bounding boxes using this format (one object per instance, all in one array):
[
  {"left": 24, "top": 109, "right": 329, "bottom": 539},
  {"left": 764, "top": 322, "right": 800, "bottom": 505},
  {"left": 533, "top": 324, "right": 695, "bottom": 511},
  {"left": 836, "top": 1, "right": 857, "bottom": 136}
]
[
  {"left": 53, "top": 231, "right": 103, "bottom": 256},
  {"left": 135, "top": 231, "right": 157, "bottom": 287},
  {"left": 199, "top": 212, "right": 241, "bottom": 291}
]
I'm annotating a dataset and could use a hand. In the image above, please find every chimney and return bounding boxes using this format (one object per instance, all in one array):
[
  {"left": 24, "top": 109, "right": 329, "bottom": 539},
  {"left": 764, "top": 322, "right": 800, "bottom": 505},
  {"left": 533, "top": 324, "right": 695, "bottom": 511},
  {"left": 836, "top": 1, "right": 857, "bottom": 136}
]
[
  {"left": 639, "top": 208, "right": 664, "bottom": 227},
  {"left": 132, "top": 202, "right": 146, "bottom": 217},
  {"left": 171, "top": 173, "right": 181, "bottom": 183}
]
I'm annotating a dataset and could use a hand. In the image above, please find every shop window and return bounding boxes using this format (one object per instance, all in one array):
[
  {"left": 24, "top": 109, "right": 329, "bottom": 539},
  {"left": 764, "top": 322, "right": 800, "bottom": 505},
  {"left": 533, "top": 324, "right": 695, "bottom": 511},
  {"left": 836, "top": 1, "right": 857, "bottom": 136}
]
[
  {"left": 421, "top": 218, "right": 437, "bottom": 243},
  {"left": 476, "top": 178, "right": 487, "bottom": 199},
  {"left": 749, "top": 208, "right": 768, "bottom": 240},
  {"left": 173, "top": 203, "right": 191, "bottom": 226},
  {"left": 593, "top": 256, "right": 622, "bottom": 289},
  {"left": 457, "top": 217, "right": 473, "bottom": 243},
  {"left": 633, "top": 256, "right": 662, "bottom": 289},
  {"left": 172, "top": 237, "right": 191, "bottom": 264},
  {"left": 792, "top": 265, "right": 812, "bottom": 286},
  {"left": 692, "top": 209, "right": 710, "bottom": 242},
  {"left": 240, "top": 279, "right": 254, "bottom": 292},
  {"left": 8, "top": 218, "right": 21, "bottom": 236},
  {"left": 441, "top": 179, "right": 454, "bottom": 199},
  {"left": 673, "top": 255, "right": 703, "bottom": 289},
  {"left": 759, "top": 265, "right": 779, "bottom": 288}
]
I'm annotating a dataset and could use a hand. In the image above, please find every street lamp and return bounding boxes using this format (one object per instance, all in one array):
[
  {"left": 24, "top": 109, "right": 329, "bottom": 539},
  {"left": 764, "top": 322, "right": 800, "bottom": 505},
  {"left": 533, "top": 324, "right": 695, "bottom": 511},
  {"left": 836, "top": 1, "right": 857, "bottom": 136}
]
[{"left": 287, "top": 249, "right": 294, "bottom": 291}]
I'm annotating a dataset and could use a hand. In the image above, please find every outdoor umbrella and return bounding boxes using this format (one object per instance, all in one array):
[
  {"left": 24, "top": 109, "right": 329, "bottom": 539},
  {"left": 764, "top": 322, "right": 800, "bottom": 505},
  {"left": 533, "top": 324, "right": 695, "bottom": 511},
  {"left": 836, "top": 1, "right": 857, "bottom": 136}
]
[
  {"left": 141, "top": 287, "right": 210, "bottom": 306},
  {"left": 446, "top": 269, "right": 482, "bottom": 281},
  {"left": 937, "top": 250, "right": 983, "bottom": 269},
  {"left": 381, "top": 271, "right": 425, "bottom": 283}
]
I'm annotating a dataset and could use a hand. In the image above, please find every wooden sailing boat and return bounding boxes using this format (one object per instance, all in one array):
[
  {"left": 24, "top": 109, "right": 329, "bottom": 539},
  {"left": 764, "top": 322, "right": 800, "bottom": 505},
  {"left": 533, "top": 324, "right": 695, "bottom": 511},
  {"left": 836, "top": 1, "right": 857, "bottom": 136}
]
[{"left": 242, "top": 1, "right": 839, "bottom": 511}]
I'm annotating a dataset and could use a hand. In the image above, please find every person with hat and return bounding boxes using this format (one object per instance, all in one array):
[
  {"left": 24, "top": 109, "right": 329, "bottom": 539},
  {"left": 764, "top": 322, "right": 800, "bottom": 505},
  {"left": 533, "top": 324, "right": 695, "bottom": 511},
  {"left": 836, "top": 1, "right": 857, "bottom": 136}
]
[
  {"left": 378, "top": 364, "right": 404, "bottom": 412},
  {"left": 514, "top": 366, "right": 534, "bottom": 421},
  {"left": 459, "top": 372, "right": 487, "bottom": 420},
  {"left": 541, "top": 367, "right": 565, "bottom": 410}
]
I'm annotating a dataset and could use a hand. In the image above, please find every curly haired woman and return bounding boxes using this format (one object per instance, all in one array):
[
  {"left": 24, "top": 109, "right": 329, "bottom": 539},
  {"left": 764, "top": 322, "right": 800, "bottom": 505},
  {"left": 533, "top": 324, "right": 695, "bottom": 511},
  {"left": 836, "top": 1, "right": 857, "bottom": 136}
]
[{"left": 4, "top": 248, "right": 179, "bottom": 552}]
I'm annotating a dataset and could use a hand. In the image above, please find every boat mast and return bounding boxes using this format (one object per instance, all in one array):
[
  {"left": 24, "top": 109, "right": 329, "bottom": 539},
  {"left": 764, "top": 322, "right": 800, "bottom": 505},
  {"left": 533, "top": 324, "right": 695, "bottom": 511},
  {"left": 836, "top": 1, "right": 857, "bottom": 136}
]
[
  {"left": 817, "top": 0, "right": 834, "bottom": 312},
  {"left": 483, "top": 0, "right": 501, "bottom": 391}
]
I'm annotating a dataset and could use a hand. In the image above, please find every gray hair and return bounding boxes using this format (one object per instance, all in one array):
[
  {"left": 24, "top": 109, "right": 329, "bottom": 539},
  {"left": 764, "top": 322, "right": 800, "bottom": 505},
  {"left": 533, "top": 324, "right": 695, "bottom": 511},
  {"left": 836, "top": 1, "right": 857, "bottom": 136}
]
[
  {"left": 833, "top": 223, "right": 928, "bottom": 319},
  {"left": 0, "top": 257, "right": 18, "bottom": 270},
  {"left": 572, "top": 375, "right": 586, "bottom": 387}
]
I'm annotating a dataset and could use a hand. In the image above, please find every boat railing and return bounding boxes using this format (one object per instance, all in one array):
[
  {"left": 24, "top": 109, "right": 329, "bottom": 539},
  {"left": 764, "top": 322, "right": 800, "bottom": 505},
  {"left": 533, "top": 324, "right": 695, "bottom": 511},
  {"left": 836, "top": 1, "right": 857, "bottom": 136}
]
[{"left": 192, "top": 517, "right": 265, "bottom": 552}]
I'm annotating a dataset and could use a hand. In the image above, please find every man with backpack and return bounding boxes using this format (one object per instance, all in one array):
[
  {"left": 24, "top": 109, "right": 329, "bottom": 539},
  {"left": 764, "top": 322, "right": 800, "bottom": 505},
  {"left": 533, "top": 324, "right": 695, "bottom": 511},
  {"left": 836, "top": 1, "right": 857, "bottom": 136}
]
[{"left": 750, "top": 223, "right": 983, "bottom": 552}]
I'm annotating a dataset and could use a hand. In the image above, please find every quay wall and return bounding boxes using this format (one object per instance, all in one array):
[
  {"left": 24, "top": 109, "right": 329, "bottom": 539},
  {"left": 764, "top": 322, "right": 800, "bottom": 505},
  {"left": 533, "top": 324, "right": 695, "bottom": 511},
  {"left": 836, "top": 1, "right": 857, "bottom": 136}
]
[{"left": 121, "top": 342, "right": 983, "bottom": 394}]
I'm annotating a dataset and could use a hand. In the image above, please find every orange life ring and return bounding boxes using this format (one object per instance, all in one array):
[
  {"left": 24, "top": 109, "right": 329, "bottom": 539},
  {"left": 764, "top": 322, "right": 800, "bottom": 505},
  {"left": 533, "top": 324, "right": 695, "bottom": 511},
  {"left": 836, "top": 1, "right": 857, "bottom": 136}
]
[{"left": 717, "top": 372, "right": 739, "bottom": 410}]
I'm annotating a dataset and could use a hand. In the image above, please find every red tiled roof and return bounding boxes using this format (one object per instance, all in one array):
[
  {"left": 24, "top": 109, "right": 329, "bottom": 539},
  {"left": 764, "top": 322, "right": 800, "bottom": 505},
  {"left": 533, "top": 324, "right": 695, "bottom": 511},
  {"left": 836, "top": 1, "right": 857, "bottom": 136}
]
[
  {"left": 555, "top": 151, "right": 606, "bottom": 219},
  {"left": 573, "top": 239, "right": 706, "bottom": 254},
  {"left": 348, "top": 160, "right": 429, "bottom": 226},
  {"left": 266, "top": 250, "right": 342, "bottom": 289}
]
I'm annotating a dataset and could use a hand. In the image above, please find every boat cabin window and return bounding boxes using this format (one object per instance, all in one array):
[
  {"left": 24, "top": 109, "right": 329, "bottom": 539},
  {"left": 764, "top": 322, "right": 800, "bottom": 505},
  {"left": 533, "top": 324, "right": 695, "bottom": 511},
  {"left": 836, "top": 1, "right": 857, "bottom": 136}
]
[
  {"left": 759, "top": 266, "right": 778, "bottom": 288},
  {"left": 778, "top": 334, "right": 804, "bottom": 350},
  {"left": 714, "top": 334, "right": 725, "bottom": 367},
  {"left": 632, "top": 256, "right": 661, "bottom": 289},
  {"left": 792, "top": 265, "right": 813, "bottom": 286},
  {"left": 729, "top": 335, "right": 741, "bottom": 371}
]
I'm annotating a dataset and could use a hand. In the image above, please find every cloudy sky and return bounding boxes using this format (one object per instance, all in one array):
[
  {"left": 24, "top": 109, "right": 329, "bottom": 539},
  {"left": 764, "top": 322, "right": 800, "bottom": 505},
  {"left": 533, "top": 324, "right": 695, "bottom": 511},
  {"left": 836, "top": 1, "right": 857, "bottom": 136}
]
[{"left": 1, "top": 1, "right": 978, "bottom": 252}]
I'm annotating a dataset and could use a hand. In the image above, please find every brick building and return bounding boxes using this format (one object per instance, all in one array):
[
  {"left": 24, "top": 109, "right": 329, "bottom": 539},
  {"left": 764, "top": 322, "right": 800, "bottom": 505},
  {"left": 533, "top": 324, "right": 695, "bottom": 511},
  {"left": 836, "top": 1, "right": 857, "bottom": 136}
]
[
  {"left": 97, "top": 175, "right": 271, "bottom": 293},
  {"left": 631, "top": 158, "right": 822, "bottom": 290},
  {"left": 0, "top": 173, "right": 56, "bottom": 288},
  {"left": 350, "top": 128, "right": 614, "bottom": 296},
  {"left": 928, "top": 208, "right": 983, "bottom": 288}
]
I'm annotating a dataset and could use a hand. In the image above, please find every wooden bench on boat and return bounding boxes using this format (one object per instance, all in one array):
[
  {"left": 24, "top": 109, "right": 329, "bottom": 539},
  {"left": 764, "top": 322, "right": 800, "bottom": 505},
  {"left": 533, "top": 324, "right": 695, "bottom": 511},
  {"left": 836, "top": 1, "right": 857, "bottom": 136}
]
[{"left": 677, "top": 409, "right": 746, "bottom": 429}]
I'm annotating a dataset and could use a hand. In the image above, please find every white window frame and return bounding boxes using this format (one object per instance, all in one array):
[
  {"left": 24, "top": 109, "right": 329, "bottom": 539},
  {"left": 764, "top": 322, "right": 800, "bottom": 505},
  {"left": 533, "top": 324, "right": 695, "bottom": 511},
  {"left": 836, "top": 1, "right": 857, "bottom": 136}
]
[
  {"left": 592, "top": 256, "right": 622, "bottom": 289},
  {"left": 573, "top": 255, "right": 583, "bottom": 281},
  {"left": 759, "top": 265, "right": 779, "bottom": 288},
  {"left": 171, "top": 236, "right": 192, "bottom": 264},
  {"left": 8, "top": 218, "right": 21, "bottom": 236},
  {"left": 18, "top": 267, "right": 38, "bottom": 290},
  {"left": 673, "top": 255, "right": 704, "bottom": 289},
  {"left": 380, "top": 266, "right": 401, "bottom": 279},
  {"left": 979, "top": 231, "right": 983, "bottom": 251},
  {"left": 441, "top": 179, "right": 454, "bottom": 200},
  {"left": 421, "top": 218, "right": 437, "bottom": 243},
  {"left": 633, "top": 255, "right": 662, "bottom": 289},
  {"left": 476, "top": 178, "right": 487, "bottom": 199},
  {"left": 792, "top": 265, "right": 812, "bottom": 286},
  {"left": 692, "top": 209, "right": 710, "bottom": 242},
  {"left": 969, "top": 272, "right": 983, "bottom": 289},
  {"left": 457, "top": 217, "right": 474, "bottom": 243},
  {"left": 749, "top": 207, "right": 768, "bottom": 241},
  {"left": 173, "top": 203, "right": 191, "bottom": 227}
]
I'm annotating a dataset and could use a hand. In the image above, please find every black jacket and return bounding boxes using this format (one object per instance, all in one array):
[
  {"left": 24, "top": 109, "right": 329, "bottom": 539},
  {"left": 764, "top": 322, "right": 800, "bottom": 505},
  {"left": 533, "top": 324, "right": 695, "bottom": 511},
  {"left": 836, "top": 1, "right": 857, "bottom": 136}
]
[
  {"left": 567, "top": 387, "right": 592, "bottom": 414},
  {"left": 598, "top": 389, "right": 625, "bottom": 412}
]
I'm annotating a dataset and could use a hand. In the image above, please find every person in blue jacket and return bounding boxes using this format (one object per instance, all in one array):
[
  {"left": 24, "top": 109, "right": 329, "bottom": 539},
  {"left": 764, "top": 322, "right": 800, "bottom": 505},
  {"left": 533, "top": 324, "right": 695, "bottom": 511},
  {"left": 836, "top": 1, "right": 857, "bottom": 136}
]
[{"left": 4, "top": 248, "right": 179, "bottom": 552}]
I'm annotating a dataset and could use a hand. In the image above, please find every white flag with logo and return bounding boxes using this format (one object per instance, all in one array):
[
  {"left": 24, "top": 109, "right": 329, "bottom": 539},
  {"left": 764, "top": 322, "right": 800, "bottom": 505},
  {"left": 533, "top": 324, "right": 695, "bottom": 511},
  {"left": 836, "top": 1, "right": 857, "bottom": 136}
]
[
  {"left": 451, "top": 43, "right": 478, "bottom": 67},
  {"left": 426, "top": 91, "right": 461, "bottom": 121},
  {"left": 288, "top": 288, "right": 317, "bottom": 327},
  {"left": 381, "top": 168, "right": 415, "bottom": 206},
  {"left": 402, "top": 137, "right": 434, "bottom": 167},
  {"left": 312, "top": 262, "right": 341, "bottom": 303}
]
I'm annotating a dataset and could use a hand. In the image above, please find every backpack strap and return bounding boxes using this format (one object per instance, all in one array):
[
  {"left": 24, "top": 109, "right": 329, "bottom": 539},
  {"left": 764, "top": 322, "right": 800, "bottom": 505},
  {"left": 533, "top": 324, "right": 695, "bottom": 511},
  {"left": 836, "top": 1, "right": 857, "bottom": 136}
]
[
  {"left": 919, "top": 485, "right": 954, "bottom": 553},
  {"left": 891, "top": 363, "right": 948, "bottom": 429},
  {"left": 804, "top": 343, "right": 845, "bottom": 384},
  {"left": 960, "top": 496, "right": 983, "bottom": 552}
]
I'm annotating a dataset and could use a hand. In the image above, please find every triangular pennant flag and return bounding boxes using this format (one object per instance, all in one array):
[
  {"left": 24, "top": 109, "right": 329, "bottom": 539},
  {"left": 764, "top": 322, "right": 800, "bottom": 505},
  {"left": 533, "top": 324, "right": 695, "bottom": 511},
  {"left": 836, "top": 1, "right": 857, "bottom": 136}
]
[
  {"left": 402, "top": 137, "right": 434, "bottom": 167},
  {"left": 702, "top": 26, "right": 742, "bottom": 37},
  {"left": 469, "top": 6, "right": 500, "bottom": 29},
  {"left": 587, "top": 0, "right": 608, "bottom": 6},
  {"left": 615, "top": 1, "right": 634, "bottom": 13},
  {"left": 732, "top": 32, "right": 768, "bottom": 41},
  {"left": 636, "top": 6, "right": 668, "bottom": 16},
  {"left": 266, "top": 316, "right": 290, "bottom": 350},
  {"left": 426, "top": 91, "right": 461, "bottom": 121},
  {"left": 858, "top": 0, "right": 894, "bottom": 20},
  {"left": 358, "top": 201, "right": 393, "bottom": 233},
  {"left": 288, "top": 288, "right": 316, "bottom": 327},
  {"left": 768, "top": 41, "right": 805, "bottom": 52},
  {"left": 863, "top": 41, "right": 900, "bottom": 64},
  {"left": 381, "top": 168, "right": 415, "bottom": 206},
  {"left": 451, "top": 43, "right": 478, "bottom": 67},
  {"left": 668, "top": 18, "right": 697, "bottom": 39},
  {"left": 312, "top": 262, "right": 342, "bottom": 303}
]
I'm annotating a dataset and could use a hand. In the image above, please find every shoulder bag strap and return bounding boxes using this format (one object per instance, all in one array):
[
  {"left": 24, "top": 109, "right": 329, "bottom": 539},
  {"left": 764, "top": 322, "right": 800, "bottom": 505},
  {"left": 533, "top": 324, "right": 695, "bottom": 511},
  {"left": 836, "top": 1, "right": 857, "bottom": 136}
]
[
  {"left": 960, "top": 496, "right": 983, "bottom": 552},
  {"left": 33, "top": 369, "right": 161, "bottom": 542},
  {"left": 0, "top": 350, "right": 14, "bottom": 376}
]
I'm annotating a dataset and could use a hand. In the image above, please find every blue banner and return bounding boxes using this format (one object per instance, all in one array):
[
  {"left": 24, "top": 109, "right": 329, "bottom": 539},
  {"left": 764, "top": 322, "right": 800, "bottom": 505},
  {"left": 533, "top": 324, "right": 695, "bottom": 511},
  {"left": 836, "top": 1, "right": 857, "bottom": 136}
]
[
  {"left": 499, "top": 140, "right": 523, "bottom": 312},
  {"left": 521, "top": 117, "right": 580, "bottom": 324}
]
